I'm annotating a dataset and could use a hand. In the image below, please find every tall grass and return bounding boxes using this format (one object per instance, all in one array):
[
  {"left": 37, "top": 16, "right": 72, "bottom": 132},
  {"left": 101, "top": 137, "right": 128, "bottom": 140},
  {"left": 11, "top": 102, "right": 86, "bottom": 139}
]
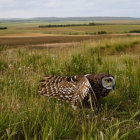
[{"left": 0, "top": 37, "right": 140, "bottom": 139}]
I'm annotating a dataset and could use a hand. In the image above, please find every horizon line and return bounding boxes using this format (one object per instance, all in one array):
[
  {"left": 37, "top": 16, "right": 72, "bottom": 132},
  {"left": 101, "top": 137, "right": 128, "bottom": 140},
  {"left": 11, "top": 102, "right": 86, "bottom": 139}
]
[{"left": 0, "top": 16, "right": 140, "bottom": 19}]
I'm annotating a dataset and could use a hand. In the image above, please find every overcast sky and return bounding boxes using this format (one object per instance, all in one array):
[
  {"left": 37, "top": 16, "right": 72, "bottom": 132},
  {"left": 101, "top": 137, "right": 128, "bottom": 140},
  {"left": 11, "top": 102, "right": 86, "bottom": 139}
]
[{"left": 0, "top": 0, "right": 140, "bottom": 18}]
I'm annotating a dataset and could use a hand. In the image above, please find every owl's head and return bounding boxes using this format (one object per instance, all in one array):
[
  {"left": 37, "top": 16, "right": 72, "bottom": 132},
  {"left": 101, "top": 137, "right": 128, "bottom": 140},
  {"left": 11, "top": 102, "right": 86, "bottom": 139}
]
[
  {"left": 86, "top": 73, "right": 116, "bottom": 98},
  {"left": 102, "top": 76, "right": 115, "bottom": 90},
  {"left": 100, "top": 74, "right": 115, "bottom": 97}
]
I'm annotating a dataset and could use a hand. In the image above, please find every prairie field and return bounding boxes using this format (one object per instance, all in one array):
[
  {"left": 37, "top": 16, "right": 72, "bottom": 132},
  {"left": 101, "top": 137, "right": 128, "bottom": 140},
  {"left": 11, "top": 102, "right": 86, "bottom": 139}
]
[
  {"left": 1, "top": 21, "right": 140, "bottom": 36},
  {"left": 0, "top": 21, "right": 140, "bottom": 140}
]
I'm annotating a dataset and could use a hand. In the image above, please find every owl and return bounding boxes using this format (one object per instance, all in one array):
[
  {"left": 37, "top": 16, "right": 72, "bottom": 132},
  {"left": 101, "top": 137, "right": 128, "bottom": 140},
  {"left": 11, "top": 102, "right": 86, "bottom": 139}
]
[{"left": 39, "top": 73, "right": 115, "bottom": 109}]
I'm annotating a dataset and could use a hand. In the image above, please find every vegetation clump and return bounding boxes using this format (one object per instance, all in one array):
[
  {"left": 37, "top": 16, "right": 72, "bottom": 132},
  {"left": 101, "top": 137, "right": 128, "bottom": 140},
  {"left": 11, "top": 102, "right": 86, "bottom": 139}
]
[
  {"left": 98, "top": 31, "right": 107, "bottom": 34},
  {"left": 39, "top": 22, "right": 96, "bottom": 28},
  {"left": 0, "top": 27, "right": 7, "bottom": 30},
  {"left": 129, "top": 30, "right": 140, "bottom": 33}
]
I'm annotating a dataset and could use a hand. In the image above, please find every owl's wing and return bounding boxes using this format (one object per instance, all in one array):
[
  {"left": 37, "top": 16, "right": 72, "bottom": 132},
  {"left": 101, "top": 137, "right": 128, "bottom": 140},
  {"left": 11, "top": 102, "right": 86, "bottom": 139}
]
[
  {"left": 38, "top": 75, "right": 77, "bottom": 102},
  {"left": 71, "top": 76, "right": 91, "bottom": 105},
  {"left": 39, "top": 75, "right": 92, "bottom": 104}
]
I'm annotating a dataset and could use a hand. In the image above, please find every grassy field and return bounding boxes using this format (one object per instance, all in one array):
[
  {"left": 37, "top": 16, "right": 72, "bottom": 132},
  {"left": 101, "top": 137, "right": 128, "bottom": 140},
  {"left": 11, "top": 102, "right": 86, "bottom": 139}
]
[
  {"left": 0, "top": 34, "right": 140, "bottom": 139},
  {"left": 1, "top": 21, "right": 140, "bottom": 36},
  {"left": 1, "top": 34, "right": 138, "bottom": 47}
]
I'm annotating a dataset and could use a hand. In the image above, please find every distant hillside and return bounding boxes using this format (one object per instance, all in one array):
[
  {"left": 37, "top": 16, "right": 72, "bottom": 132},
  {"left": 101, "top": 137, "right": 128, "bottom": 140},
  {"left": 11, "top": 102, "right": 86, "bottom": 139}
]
[{"left": 0, "top": 17, "right": 140, "bottom": 22}]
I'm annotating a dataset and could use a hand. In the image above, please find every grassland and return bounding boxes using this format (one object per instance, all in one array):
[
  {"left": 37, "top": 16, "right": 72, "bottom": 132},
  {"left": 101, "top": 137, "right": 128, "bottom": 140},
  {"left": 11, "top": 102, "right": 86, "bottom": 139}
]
[
  {"left": 1, "top": 20, "right": 140, "bottom": 36},
  {"left": 0, "top": 21, "right": 140, "bottom": 139},
  {"left": 0, "top": 32, "right": 140, "bottom": 140}
]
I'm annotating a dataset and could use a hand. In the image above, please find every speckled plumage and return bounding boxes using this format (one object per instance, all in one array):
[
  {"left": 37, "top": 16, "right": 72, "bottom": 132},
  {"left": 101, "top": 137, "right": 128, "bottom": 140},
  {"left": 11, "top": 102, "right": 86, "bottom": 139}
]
[{"left": 39, "top": 73, "right": 115, "bottom": 107}]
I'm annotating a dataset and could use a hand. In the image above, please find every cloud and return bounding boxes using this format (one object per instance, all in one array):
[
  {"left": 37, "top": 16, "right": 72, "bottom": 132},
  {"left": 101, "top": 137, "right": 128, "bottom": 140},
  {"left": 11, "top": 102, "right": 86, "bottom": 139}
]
[
  {"left": 0, "top": 0, "right": 140, "bottom": 18},
  {"left": 48, "top": 1, "right": 57, "bottom": 7}
]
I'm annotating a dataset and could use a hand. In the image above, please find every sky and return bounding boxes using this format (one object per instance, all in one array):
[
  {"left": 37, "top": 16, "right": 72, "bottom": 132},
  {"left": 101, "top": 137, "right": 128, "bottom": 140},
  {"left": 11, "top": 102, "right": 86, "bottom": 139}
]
[{"left": 0, "top": 0, "right": 140, "bottom": 18}]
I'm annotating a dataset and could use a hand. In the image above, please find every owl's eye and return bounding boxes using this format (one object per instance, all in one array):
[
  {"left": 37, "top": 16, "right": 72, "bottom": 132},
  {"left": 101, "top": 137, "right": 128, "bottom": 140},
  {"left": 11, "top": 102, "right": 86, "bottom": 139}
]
[
  {"left": 105, "top": 79, "right": 109, "bottom": 83},
  {"left": 105, "top": 79, "right": 112, "bottom": 83}
]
